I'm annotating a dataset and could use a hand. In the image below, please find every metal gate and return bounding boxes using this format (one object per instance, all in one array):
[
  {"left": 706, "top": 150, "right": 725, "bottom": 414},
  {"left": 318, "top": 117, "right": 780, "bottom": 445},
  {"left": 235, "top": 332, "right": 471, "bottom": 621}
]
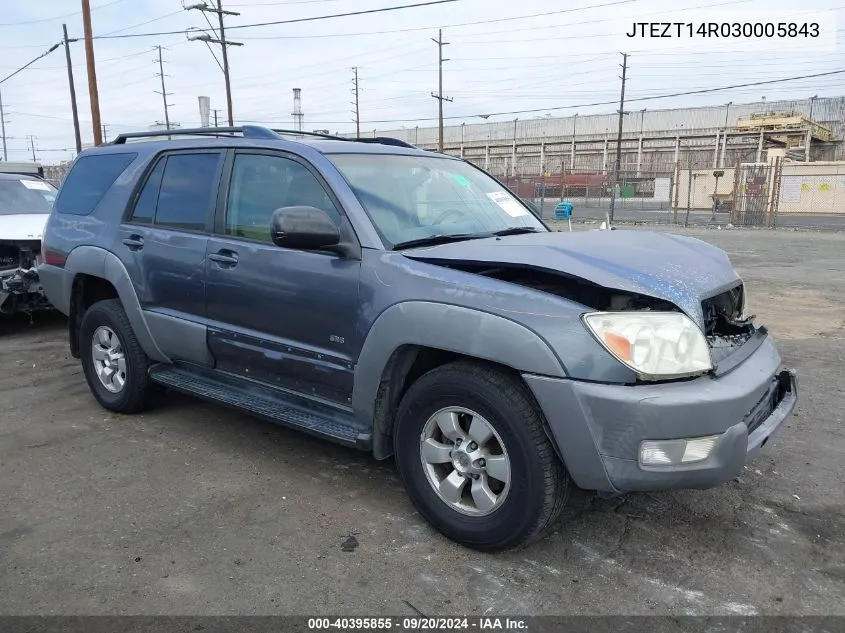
[{"left": 731, "top": 160, "right": 782, "bottom": 227}]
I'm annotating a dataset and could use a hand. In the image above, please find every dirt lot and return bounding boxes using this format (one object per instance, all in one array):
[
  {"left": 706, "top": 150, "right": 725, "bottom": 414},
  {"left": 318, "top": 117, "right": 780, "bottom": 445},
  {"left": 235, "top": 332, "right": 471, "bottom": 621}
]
[{"left": 1, "top": 227, "right": 843, "bottom": 616}]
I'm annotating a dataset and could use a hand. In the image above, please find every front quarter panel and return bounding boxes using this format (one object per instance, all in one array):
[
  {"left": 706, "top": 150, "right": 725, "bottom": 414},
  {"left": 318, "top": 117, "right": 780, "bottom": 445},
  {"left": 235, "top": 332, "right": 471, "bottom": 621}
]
[
  {"left": 352, "top": 299, "right": 566, "bottom": 424},
  {"left": 351, "top": 249, "right": 639, "bottom": 428}
]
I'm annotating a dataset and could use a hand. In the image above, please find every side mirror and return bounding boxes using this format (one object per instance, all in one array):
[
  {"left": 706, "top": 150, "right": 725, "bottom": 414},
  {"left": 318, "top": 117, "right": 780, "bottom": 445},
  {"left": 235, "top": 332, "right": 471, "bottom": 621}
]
[{"left": 270, "top": 206, "right": 340, "bottom": 250}]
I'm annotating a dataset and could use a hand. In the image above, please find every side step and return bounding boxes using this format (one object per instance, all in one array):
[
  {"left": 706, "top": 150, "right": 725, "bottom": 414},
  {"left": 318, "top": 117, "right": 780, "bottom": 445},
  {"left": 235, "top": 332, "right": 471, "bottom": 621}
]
[{"left": 148, "top": 363, "right": 371, "bottom": 450}]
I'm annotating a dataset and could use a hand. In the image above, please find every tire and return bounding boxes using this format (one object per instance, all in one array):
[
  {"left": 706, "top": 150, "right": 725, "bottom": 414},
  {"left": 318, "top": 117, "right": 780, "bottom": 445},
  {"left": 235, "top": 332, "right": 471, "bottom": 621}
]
[
  {"left": 393, "top": 360, "right": 570, "bottom": 551},
  {"left": 79, "top": 298, "right": 157, "bottom": 414}
]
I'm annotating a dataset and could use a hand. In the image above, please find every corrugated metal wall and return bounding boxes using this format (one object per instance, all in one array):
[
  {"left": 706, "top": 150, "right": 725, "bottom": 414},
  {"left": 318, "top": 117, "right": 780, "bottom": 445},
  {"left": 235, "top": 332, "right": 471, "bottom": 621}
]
[{"left": 365, "top": 96, "right": 845, "bottom": 146}]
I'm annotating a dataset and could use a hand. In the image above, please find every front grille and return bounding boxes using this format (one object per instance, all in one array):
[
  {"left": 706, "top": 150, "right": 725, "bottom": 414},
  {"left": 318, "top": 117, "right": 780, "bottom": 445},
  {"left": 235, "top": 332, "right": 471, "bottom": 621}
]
[{"left": 743, "top": 371, "right": 791, "bottom": 433}]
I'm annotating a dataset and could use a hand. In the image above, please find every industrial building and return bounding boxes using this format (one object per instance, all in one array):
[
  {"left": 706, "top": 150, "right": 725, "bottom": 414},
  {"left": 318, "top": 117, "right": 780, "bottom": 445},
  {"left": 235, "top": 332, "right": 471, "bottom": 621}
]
[
  {"left": 364, "top": 95, "right": 844, "bottom": 177},
  {"left": 351, "top": 95, "right": 844, "bottom": 224}
]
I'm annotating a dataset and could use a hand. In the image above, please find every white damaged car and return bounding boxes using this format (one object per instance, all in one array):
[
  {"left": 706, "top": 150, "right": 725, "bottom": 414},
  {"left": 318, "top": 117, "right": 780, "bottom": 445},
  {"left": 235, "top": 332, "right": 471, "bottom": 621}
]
[{"left": 0, "top": 173, "right": 57, "bottom": 316}]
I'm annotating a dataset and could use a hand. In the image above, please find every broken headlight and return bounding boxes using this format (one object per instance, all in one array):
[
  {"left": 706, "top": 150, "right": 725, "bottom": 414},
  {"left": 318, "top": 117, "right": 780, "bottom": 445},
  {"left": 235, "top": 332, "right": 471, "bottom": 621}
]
[{"left": 582, "top": 312, "right": 713, "bottom": 380}]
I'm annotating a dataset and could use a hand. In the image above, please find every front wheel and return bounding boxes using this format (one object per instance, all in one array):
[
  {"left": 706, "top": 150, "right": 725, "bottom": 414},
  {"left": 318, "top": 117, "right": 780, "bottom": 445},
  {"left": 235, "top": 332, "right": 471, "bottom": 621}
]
[{"left": 393, "top": 361, "right": 570, "bottom": 551}]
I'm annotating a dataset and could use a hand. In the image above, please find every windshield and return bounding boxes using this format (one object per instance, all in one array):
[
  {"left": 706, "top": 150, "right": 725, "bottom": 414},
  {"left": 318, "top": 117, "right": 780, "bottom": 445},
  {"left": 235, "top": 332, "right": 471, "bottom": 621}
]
[
  {"left": 328, "top": 153, "right": 546, "bottom": 247},
  {"left": 0, "top": 178, "right": 57, "bottom": 216}
]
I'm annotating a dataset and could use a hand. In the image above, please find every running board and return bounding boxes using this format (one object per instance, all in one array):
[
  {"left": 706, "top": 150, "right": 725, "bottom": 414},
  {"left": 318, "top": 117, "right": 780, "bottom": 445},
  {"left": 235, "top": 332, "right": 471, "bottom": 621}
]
[{"left": 148, "top": 364, "right": 371, "bottom": 450}]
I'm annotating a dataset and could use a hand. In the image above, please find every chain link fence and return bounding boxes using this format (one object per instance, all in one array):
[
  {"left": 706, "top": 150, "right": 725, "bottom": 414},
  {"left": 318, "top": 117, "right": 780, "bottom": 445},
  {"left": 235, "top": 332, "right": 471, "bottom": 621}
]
[
  {"left": 463, "top": 150, "right": 845, "bottom": 228},
  {"left": 773, "top": 163, "right": 845, "bottom": 228},
  {"left": 463, "top": 152, "right": 679, "bottom": 222}
]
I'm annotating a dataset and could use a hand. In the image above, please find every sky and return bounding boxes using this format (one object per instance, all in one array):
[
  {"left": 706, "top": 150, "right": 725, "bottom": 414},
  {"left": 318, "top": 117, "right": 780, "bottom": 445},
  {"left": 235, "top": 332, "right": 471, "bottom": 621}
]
[{"left": 0, "top": 0, "right": 842, "bottom": 164}]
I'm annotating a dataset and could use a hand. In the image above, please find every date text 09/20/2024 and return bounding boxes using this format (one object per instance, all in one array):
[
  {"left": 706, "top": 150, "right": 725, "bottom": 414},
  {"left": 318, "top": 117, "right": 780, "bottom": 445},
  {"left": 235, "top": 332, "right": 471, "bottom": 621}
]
[
  {"left": 307, "top": 617, "right": 528, "bottom": 631},
  {"left": 625, "top": 22, "right": 820, "bottom": 38}
]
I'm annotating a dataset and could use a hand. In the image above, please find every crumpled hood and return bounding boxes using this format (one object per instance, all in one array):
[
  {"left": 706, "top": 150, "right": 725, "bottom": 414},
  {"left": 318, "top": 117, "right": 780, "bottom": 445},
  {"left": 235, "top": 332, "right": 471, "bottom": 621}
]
[
  {"left": 0, "top": 214, "right": 49, "bottom": 241},
  {"left": 401, "top": 230, "right": 741, "bottom": 329}
]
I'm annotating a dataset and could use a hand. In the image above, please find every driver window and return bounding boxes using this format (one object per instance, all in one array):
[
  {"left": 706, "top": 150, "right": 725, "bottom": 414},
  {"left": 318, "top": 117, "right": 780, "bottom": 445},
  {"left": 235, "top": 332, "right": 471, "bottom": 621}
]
[{"left": 225, "top": 153, "right": 341, "bottom": 241}]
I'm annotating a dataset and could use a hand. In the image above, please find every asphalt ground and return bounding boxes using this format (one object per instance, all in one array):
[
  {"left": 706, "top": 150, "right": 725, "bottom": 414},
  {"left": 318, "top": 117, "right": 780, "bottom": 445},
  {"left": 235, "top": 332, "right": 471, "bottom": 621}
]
[{"left": 1, "top": 226, "right": 843, "bottom": 616}]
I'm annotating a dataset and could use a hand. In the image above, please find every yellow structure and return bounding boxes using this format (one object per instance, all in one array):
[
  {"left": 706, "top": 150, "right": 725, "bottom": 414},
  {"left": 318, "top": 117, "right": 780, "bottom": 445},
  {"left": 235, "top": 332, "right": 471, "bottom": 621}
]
[{"left": 735, "top": 112, "right": 837, "bottom": 144}]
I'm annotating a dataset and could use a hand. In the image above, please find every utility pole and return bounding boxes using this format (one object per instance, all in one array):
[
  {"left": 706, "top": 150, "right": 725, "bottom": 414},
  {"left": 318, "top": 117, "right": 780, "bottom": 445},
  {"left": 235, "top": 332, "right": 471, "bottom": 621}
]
[
  {"left": 27, "top": 135, "right": 37, "bottom": 163},
  {"left": 81, "top": 0, "right": 103, "bottom": 146},
  {"left": 217, "top": 0, "right": 234, "bottom": 126},
  {"left": 608, "top": 52, "right": 628, "bottom": 223},
  {"left": 0, "top": 88, "right": 7, "bottom": 161},
  {"left": 185, "top": 2, "right": 242, "bottom": 127},
  {"left": 101, "top": 124, "right": 108, "bottom": 141},
  {"left": 154, "top": 45, "right": 172, "bottom": 130},
  {"left": 351, "top": 66, "right": 360, "bottom": 138},
  {"left": 430, "top": 29, "right": 452, "bottom": 152},
  {"left": 212, "top": 109, "right": 220, "bottom": 127},
  {"left": 62, "top": 24, "right": 82, "bottom": 155}
]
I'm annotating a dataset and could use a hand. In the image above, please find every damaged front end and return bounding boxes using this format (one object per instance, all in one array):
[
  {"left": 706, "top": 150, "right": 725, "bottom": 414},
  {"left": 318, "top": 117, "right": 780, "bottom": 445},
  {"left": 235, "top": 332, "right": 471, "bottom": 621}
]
[
  {"left": 0, "top": 239, "right": 51, "bottom": 316},
  {"left": 431, "top": 261, "right": 763, "bottom": 380},
  {"left": 702, "top": 283, "right": 756, "bottom": 360}
]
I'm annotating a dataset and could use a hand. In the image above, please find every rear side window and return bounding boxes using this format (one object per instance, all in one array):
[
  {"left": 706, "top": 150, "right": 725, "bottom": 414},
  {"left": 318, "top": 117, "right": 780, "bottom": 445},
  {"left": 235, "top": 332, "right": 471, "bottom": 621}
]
[
  {"left": 129, "top": 158, "right": 165, "bottom": 224},
  {"left": 127, "top": 152, "right": 221, "bottom": 232},
  {"left": 54, "top": 152, "right": 137, "bottom": 215}
]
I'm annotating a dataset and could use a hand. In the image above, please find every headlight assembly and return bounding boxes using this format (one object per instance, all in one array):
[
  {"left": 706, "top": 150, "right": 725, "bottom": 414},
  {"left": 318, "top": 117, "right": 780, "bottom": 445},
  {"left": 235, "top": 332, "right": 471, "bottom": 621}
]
[{"left": 582, "top": 311, "right": 713, "bottom": 380}]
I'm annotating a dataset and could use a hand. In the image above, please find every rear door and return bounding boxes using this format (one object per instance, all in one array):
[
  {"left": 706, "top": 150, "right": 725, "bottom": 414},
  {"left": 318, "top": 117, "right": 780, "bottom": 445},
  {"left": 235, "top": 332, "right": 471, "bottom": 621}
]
[
  {"left": 204, "top": 150, "right": 361, "bottom": 406},
  {"left": 117, "top": 149, "right": 225, "bottom": 365}
]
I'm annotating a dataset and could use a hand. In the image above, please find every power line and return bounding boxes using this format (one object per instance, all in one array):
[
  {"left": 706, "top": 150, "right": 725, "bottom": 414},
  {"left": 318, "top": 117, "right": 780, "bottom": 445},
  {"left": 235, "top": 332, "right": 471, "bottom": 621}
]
[
  {"left": 0, "top": 43, "right": 63, "bottom": 85},
  {"left": 0, "top": 0, "right": 127, "bottom": 27},
  {"left": 232, "top": 0, "right": 640, "bottom": 40},
  {"left": 87, "top": 0, "right": 461, "bottom": 40},
  {"left": 347, "top": 69, "right": 845, "bottom": 124},
  {"left": 230, "top": 0, "right": 354, "bottom": 5}
]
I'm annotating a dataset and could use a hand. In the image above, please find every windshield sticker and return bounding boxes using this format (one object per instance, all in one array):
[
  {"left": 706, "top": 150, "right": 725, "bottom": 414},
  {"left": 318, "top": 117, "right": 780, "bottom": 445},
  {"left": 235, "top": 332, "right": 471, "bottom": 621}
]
[
  {"left": 487, "top": 191, "right": 529, "bottom": 217},
  {"left": 20, "top": 179, "right": 52, "bottom": 191},
  {"left": 453, "top": 174, "right": 470, "bottom": 187}
]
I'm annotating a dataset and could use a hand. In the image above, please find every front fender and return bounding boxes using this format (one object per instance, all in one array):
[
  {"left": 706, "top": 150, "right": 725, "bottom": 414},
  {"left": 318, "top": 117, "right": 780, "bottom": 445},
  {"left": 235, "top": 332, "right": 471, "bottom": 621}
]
[{"left": 351, "top": 300, "right": 566, "bottom": 428}]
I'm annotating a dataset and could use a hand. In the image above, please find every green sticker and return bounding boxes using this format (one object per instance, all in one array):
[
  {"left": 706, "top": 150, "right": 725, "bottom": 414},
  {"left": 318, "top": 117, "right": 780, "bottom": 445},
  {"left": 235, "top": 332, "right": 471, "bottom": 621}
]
[{"left": 453, "top": 175, "right": 470, "bottom": 187}]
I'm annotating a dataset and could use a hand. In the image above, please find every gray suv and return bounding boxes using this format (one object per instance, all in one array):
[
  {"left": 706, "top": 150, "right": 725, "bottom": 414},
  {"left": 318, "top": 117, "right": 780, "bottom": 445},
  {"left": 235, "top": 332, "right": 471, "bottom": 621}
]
[{"left": 38, "top": 126, "right": 797, "bottom": 551}]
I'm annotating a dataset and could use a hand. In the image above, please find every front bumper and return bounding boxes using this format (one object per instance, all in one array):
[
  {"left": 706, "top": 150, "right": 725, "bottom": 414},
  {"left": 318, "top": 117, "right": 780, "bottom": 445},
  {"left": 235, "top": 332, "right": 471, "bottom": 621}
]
[
  {"left": 523, "top": 335, "right": 798, "bottom": 494},
  {"left": 0, "top": 266, "right": 50, "bottom": 314}
]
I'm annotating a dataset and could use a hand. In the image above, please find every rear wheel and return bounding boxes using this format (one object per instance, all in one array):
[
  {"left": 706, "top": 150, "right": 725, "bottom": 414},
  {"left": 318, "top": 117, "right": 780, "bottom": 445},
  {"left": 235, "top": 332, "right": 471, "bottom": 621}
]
[
  {"left": 393, "top": 361, "right": 569, "bottom": 551},
  {"left": 79, "top": 299, "right": 157, "bottom": 414}
]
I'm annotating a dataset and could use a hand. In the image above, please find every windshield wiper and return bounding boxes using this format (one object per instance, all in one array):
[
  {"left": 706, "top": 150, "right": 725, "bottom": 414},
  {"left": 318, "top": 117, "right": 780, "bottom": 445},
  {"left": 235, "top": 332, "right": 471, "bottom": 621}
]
[
  {"left": 492, "top": 226, "right": 542, "bottom": 236},
  {"left": 392, "top": 233, "right": 491, "bottom": 250}
]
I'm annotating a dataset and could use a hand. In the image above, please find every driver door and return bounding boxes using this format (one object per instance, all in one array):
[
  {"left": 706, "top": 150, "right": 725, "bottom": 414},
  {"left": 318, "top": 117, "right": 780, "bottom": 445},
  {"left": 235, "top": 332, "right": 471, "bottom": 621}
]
[{"left": 204, "top": 150, "right": 361, "bottom": 406}]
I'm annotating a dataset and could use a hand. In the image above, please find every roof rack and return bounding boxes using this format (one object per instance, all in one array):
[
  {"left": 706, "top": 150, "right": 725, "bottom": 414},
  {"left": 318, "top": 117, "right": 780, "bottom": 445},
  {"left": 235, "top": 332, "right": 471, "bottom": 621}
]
[
  {"left": 110, "top": 125, "right": 417, "bottom": 149},
  {"left": 349, "top": 136, "right": 417, "bottom": 149}
]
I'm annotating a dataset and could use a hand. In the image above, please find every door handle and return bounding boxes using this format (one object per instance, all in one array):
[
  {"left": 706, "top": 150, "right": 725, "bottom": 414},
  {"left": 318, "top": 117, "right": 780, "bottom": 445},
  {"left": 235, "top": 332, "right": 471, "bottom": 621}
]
[
  {"left": 122, "top": 236, "right": 144, "bottom": 251},
  {"left": 208, "top": 251, "right": 239, "bottom": 267}
]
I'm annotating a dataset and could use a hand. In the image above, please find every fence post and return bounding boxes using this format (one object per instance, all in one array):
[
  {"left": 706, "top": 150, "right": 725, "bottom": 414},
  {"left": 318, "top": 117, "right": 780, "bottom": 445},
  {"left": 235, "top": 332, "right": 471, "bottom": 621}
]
[
  {"left": 560, "top": 158, "right": 565, "bottom": 203},
  {"left": 685, "top": 153, "right": 693, "bottom": 228},
  {"left": 767, "top": 156, "right": 782, "bottom": 228},
  {"left": 673, "top": 160, "right": 680, "bottom": 222},
  {"left": 730, "top": 160, "right": 741, "bottom": 225}
]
